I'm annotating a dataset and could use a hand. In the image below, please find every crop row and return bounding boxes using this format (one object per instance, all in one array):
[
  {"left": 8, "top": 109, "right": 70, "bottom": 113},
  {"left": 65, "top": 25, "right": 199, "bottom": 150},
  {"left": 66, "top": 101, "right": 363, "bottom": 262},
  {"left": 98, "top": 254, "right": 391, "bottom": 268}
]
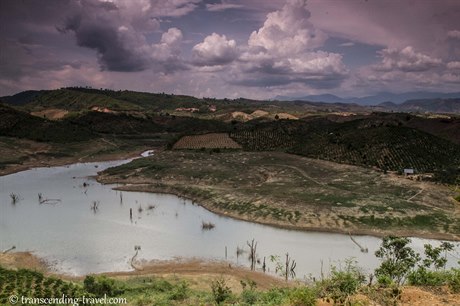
[
  {"left": 0, "top": 267, "right": 85, "bottom": 304},
  {"left": 173, "top": 133, "right": 242, "bottom": 149}
]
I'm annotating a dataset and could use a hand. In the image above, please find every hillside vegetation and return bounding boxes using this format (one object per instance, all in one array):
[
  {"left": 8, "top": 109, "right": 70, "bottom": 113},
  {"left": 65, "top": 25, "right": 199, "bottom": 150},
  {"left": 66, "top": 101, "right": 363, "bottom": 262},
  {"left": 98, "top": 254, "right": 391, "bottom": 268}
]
[
  {"left": 0, "top": 103, "right": 94, "bottom": 143},
  {"left": 230, "top": 114, "right": 460, "bottom": 176}
]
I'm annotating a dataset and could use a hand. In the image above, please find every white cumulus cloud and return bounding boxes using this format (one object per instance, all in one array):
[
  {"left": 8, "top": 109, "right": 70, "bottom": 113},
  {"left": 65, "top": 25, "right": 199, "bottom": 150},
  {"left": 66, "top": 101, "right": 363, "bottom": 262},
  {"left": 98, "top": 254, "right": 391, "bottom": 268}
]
[
  {"left": 375, "top": 46, "right": 442, "bottom": 72},
  {"left": 248, "top": 0, "right": 327, "bottom": 56},
  {"left": 192, "top": 33, "right": 238, "bottom": 66}
]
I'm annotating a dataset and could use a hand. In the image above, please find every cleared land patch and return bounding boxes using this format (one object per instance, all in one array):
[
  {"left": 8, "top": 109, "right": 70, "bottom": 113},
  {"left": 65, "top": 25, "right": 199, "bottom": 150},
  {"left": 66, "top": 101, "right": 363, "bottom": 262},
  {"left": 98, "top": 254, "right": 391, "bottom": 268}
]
[
  {"left": 99, "top": 151, "right": 460, "bottom": 240},
  {"left": 173, "top": 133, "right": 242, "bottom": 149},
  {"left": 31, "top": 108, "right": 69, "bottom": 120}
]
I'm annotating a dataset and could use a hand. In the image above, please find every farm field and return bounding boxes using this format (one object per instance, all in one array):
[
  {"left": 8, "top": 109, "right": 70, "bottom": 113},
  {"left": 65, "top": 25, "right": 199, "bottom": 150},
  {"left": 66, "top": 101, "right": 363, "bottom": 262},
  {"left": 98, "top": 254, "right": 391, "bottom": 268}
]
[
  {"left": 99, "top": 150, "right": 460, "bottom": 240},
  {"left": 173, "top": 133, "right": 242, "bottom": 149}
]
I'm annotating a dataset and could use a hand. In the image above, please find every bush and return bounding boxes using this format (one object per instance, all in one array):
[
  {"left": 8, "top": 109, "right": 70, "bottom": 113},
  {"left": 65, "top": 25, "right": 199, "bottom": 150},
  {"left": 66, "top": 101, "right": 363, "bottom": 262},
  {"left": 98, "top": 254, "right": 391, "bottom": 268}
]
[
  {"left": 288, "top": 287, "right": 317, "bottom": 306},
  {"left": 374, "top": 236, "right": 420, "bottom": 286},
  {"left": 241, "top": 288, "right": 259, "bottom": 305},
  {"left": 240, "top": 279, "right": 259, "bottom": 305},
  {"left": 211, "top": 277, "right": 232, "bottom": 305},
  {"left": 408, "top": 268, "right": 450, "bottom": 286},
  {"left": 83, "top": 275, "right": 124, "bottom": 296},
  {"left": 408, "top": 242, "right": 455, "bottom": 287},
  {"left": 260, "top": 288, "right": 288, "bottom": 305},
  {"left": 448, "top": 268, "right": 460, "bottom": 293},
  {"left": 317, "top": 259, "right": 364, "bottom": 305},
  {"left": 168, "top": 280, "right": 189, "bottom": 301}
]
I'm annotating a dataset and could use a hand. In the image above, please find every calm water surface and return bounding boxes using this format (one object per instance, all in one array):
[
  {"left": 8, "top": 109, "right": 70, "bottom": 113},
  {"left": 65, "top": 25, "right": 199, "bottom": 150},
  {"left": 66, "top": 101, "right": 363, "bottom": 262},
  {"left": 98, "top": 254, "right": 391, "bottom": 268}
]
[{"left": 1, "top": 152, "right": 459, "bottom": 277}]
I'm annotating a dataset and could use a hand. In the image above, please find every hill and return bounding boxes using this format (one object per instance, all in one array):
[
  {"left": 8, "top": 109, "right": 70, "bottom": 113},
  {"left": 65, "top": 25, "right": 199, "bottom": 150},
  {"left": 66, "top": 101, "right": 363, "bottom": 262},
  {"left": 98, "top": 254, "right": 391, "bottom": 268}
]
[
  {"left": 230, "top": 113, "right": 460, "bottom": 175},
  {"left": 276, "top": 91, "right": 460, "bottom": 106},
  {"left": 0, "top": 88, "right": 369, "bottom": 116},
  {"left": 0, "top": 87, "right": 213, "bottom": 112},
  {"left": 0, "top": 103, "right": 94, "bottom": 143},
  {"left": 378, "top": 98, "right": 460, "bottom": 114}
]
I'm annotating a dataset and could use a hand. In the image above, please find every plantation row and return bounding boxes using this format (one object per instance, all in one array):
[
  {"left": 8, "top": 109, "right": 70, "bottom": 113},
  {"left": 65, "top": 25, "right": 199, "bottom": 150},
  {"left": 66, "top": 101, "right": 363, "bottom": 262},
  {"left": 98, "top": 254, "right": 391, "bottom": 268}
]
[
  {"left": 230, "top": 127, "right": 298, "bottom": 151},
  {"left": 0, "top": 268, "right": 86, "bottom": 304},
  {"left": 173, "top": 133, "right": 242, "bottom": 149},
  {"left": 291, "top": 126, "right": 460, "bottom": 173},
  {"left": 229, "top": 119, "right": 460, "bottom": 174}
]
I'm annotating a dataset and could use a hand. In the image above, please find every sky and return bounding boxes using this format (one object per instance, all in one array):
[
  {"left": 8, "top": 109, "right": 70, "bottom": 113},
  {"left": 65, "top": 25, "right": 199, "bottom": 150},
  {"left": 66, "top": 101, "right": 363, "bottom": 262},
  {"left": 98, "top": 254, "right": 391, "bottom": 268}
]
[{"left": 1, "top": 0, "right": 460, "bottom": 99}]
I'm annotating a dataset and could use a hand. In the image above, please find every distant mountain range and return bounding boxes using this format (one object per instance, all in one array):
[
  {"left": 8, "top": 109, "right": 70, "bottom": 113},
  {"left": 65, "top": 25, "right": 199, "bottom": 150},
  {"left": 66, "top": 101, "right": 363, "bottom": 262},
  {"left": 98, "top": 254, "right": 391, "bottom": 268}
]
[
  {"left": 376, "top": 98, "right": 460, "bottom": 114},
  {"left": 1, "top": 88, "right": 459, "bottom": 115},
  {"left": 275, "top": 91, "right": 460, "bottom": 106}
]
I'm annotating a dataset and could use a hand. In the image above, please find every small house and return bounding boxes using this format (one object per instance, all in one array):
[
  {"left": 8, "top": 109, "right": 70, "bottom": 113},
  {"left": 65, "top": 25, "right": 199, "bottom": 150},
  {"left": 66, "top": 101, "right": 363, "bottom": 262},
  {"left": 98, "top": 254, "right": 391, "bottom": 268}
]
[{"left": 403, "top": 168, "right": 415, "bottom": 176}]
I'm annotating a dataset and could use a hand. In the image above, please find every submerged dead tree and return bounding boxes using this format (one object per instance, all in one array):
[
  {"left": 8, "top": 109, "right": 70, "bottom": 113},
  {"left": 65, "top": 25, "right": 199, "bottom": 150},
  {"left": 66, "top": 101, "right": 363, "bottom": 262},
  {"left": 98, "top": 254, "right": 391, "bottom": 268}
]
[
  {"left": 349, "top": 232, "right": 368, "bottom": 253},
  {"left": 10, "top": 193, "right": 20, "bottom": 204},
  {"left": 247, "top": 239, "right": 258, "bottom": 271},
  {"left": 91, "top": 201, "right": 99, "bottom": 213},
  {"left": 38, "top": 193, "right": 61, "bottom": 205},
  {"left": 284, "top": 253, "right": 297, "bottom": 281}
]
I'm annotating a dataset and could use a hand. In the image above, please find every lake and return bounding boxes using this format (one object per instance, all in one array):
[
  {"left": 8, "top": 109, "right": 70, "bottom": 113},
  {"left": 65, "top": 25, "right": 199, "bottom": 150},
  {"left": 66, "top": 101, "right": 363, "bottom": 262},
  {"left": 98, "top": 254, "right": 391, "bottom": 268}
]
[{"left": 1, "top": 152, "right": 459, "bottom": 277}]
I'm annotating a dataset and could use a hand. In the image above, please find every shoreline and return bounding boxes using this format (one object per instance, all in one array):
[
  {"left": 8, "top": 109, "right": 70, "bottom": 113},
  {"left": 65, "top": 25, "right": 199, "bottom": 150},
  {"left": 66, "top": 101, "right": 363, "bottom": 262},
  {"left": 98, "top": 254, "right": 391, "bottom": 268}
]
[
  {"left": 0, "top": 251, "right": 287, "bottom": 290},
  {"left": 102, "top": 181, "right": 460, "bottom": 242},
  {"left": 0, "top": 148, "right": 149, "bottom": 177}
]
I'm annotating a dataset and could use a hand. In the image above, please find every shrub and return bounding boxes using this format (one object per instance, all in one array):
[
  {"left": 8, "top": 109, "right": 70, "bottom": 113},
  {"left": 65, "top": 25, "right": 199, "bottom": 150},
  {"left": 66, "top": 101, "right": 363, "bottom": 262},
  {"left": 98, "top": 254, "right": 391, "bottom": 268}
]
[
  {"left": 260, "top": 288, "right": 288, "bottom": 305},
  {"left": 288, "top": 287, "right": 317, "bottom": 306},
  {"left": 408, "top": 268, "right": 450, "bottom": 286},
  {"left": 408, "top": 242, "right": 455, "bottom": 287},
  {"left": 211, "top": 277, "right": 232, "bottom": 305},
  {"left": 241, "top": 288, "right": 259, "bottom": 305},
  {"left": 168, "top": 281, "right": 189, "bottom": 301},
  {"left": 448, "top": 268, "right": 460, "bottom": 293},
  {"left": 317, "top": 259, "right": 364, "bottom": 305},
  {"left": 83, "top": 275, "right": 124, "bottom": 296},
  {"left": 374, "top": 236, "right": 420, "bottom": 286},
  {"left": 240, "top": 279, "right": 259, "bottom": 305}
]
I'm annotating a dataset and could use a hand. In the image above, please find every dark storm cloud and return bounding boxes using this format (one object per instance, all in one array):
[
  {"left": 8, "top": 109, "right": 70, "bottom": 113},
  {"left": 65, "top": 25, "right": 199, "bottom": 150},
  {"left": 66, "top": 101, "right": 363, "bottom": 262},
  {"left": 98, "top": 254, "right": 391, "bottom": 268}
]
[
  {"left": 62, "top": 17, "right": 148, "bottom": 72},
  {"left": 59, "top": 0, "right": 152, "bottom": 72},
  {"left": 1, "top": 0, "right": 459, "bottom": 98}
]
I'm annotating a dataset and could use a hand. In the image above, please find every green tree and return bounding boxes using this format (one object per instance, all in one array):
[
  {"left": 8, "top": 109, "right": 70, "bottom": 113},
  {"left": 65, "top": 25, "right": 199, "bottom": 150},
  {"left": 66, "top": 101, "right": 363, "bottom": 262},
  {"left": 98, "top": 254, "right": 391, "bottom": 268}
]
[
  {"left": 422, "top": 242, "right": 454, "bottom": 270},
  {"left": 374, "top": 236, "right": 420, "bottom": 286}
]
